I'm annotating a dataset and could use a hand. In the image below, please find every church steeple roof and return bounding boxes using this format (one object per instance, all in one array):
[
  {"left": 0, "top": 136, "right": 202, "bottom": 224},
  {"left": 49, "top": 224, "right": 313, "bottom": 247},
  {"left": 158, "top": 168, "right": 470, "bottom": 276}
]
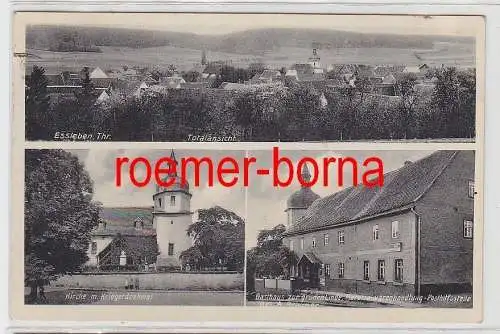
[
  {"left": 169, "top": 149, "right": 178, "bottom": 177},
  {"left": 154, "top": 149, "right": 190, "bottom": 194},
  {"left": 300, "top": 163, "right": 312, "bottom": 186},
  {"left": 286, "top": 162, "right": 320, "bottom": 210}
]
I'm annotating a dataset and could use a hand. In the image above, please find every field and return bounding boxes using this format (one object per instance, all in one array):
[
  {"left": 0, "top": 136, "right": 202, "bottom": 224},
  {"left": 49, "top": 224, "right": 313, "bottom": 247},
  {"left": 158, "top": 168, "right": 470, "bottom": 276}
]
[{"left": 26, "top": 41, "right": 475, "bottom": 74}]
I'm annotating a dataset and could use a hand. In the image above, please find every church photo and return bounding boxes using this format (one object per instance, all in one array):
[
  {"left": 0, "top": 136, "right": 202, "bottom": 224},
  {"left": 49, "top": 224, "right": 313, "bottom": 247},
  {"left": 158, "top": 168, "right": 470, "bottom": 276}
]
[
  {"left": 24, "top": 148, "right": 245, "bottom": 306},
  {"left": 246, "top": 149, "right": 476, "bottom": 308}
]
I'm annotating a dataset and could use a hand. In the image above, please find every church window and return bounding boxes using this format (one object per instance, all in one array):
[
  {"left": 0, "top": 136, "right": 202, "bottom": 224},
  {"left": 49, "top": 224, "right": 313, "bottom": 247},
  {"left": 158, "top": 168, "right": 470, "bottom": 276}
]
[
  {"left": 158, "top": 198, "right": 162, "bottom": 208},
  {"left": 300, "top": 238, "right": 304, "bottom": 250},
  {"left": 170, "top": 195, "right": 176, "bottom": 206},
  {"left": 91, "top": 242, "right": 97, "bottom": 255},
  {"left": 168, "top": 243, "right": 174, "bottom": 256},
  {"left": 312, "top": 237, "right": 316, "bottom": 248},
  {"left": 324, "top": 234, "right": 329, "bottom": 246},
  {"left": 171, "top": 220, "right": 174, "bottom": 225}
]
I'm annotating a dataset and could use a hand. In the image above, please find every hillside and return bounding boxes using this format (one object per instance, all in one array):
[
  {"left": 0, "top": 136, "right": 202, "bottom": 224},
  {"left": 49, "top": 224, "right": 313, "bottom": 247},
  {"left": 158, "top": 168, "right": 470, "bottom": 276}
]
[{"left": 26, "top": 25, "right": 475, "bottom": 55}]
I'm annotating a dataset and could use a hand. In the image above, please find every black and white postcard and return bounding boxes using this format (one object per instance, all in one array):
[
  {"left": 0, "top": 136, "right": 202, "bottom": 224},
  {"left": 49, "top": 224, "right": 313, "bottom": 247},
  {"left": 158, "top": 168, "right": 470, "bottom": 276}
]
[
  {"left": 245, "top": 150, "right": 476, "bottom": 309},
  {"left": 19, "top": 13, "right": 483, "bottom": 143},
  {"left": 23, "top": 148, "right": 245, "bottom": 306},
  {"left": 10, "top": 12, "right": 484, "bottom": 324}
]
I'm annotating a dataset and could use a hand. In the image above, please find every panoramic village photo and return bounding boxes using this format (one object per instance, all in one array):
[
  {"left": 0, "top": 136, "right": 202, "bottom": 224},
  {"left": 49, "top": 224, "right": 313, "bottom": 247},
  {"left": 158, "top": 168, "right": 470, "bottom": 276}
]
[
  {"left": 24, "top": 149, "right": 245, "bottom": 305},
  {"left": 246, "top": 150, "right": 476, "bottom": 308},
  {"left": 23, "top": 14, "right": 478, "bottom": 143}
]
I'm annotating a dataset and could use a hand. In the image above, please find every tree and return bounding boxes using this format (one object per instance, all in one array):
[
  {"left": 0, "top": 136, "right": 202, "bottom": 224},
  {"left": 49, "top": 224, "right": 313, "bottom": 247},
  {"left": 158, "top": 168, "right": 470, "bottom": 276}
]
[
  {"left": 166, "top": 64, "right": 177, "bottom": 77},
  {"left": 232, "top": 92, "right": 262, "bottom": 140},
  {"left": 395, "top": 72, "right": 418, "bottom": 139},
  {"left": 430, "top": 67, "right": 476, "bottom": 138},
  {"left": 180, "top": 206, "right": 244, "bottom": 271},
  {"left": 182, "top": 70, "right": 201, "bottom": 83},
  {"left": 25, "top": 66, "right": 50, "bottom": 140},
  {"left": 247, "top": 62, "right": 266, "bottom": 78},
  {"left": 25, "top": 150, "right": 101, "bottom": 303},
  {"left": 246, "top": 224, "right": 297, "bottom": 281},
  {"left": 80, "top": 66, "right": 94, "bottom": 97},
  {"left": 280, "top": 85, "right": 321, "bottom": 141},
  {"left": 336, "top": 75, "right": 370, "bottom": 140}
]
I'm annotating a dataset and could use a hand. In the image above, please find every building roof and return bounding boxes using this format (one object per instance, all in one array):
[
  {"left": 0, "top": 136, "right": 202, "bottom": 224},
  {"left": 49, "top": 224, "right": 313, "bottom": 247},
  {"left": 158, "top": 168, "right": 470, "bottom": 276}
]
[
  {"left": 161, "top": 76, "right": 186, "bottom": 89},
  {"left": 287, "top": 187, "right": 321, "bottom": 210},
  {"left": 154, "top": 150, "right": 191, "bottom": 194},
  {"left": 93, "top": 207, "right": 155, "bottom": 237},
  {"left": 285, "top": 151, "right": 459, "bottom": 236},
  {"left": 91, "top": 77, "right": 113, "bottom": 89},
  {"left": 90, "top": 67, "right": 109, "bottom": 79},
  {"left": 286, "top": 164, "right": 320, "bottom": 210},
  {"left": 298, "top": 252, "right": 322, "bottom": 265},
  {"left": 95, "top": 90, "right": 111, "bottom": 103},
  {"left": 45, "top": 73, "right": 64, "bottom": 85},
  {"left": 98, "top": 234, "right": 158, "bottom": 267}
]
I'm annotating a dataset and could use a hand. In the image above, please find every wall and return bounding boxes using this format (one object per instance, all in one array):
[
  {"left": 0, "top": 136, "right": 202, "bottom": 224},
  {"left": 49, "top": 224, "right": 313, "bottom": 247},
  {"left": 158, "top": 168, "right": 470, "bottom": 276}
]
[
  {"left": 153, "top": 190, "right": 193, "bottom": 268},
  {"left": 153, "top": 190, "right": 191, "bottom": 214},
  {"left": 53, "top": 272, "right": 244, "bottom": 291},
  {"left": 286, "top": 208, "right": 307, "bottom": 228},
  {"left": 86, "top": 236, "right": 113, "bottom": 266},
  {"left": 154, "top": 212, "right": 194, "bottom": 268},
  {"left": 284, "top": 210, "right": 417, "bottom": 296},
  {"left": 416, "top": 150, "right": 474, "bottom": 293}
]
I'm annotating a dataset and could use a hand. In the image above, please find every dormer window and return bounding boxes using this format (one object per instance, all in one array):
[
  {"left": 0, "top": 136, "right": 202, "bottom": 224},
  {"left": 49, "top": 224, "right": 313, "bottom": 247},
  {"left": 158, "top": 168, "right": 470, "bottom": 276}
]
[{"left": 134, "top": 218, "right": 144, "bottom": 229}]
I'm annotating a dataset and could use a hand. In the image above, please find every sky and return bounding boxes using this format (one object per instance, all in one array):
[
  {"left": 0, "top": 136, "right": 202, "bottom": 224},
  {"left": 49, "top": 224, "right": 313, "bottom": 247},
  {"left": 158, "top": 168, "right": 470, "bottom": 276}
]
[
  {"left": 68, "top": 149, "right": 247, "bottom": 219},
  {"left": 22, "top": 13, "right": 482, "bottom": 37},
  {"left": 68, "top": 148, "right": 437, "bottom": 249}
]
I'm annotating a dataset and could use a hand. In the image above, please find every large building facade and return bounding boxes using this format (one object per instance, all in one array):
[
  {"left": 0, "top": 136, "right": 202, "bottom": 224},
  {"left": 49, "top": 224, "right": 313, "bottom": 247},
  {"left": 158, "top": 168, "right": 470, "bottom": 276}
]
[{"left": 283, "top": 151, "right": 475, "bottom": 297}]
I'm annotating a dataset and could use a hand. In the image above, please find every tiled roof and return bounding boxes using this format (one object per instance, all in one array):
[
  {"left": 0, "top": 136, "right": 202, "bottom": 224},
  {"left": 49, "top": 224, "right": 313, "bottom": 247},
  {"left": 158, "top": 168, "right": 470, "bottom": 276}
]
[
  {"left": 93, "top": 207, "right": 155, "bottom": 237},
  {"left": 285, "top": 151, "right": 458, "bottom": 236},
  {"left": 298, "top": 252, "right": 322, "bottom": 264},
  {"left": 98, "top": 235, "right": 158, "bottom": 266},
  {"left": 287, "top": 187, "right": 321, "bottom": 209}
]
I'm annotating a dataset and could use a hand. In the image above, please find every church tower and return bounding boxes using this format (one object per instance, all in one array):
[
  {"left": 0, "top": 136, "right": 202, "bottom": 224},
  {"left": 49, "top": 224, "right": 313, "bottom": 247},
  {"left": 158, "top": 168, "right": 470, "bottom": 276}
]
[
  {"left": 308, "top": 48, "right": 324, "bottom": 74},
  {"left": 308, "top": 48, "right": 321, "bottom": 68},
  {"left": 153, "top": 150, "right": 193, "bottom": 269},
  {"left": 285, "top": 163, "right": 320, "bottom": 229}
]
